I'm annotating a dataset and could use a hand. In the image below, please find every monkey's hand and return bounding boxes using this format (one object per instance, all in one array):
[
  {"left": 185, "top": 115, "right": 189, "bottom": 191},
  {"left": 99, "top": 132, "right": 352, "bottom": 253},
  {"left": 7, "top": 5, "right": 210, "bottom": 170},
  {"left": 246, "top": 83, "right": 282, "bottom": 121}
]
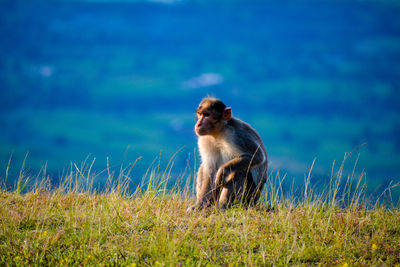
[
  {"left": 216, "top": 156, "right": 253, "bottom": 186},
  {"left": 186, "top": 202, "right": 208, "bottom": 213},
  {"left": 215, "top": 165, "right": 240, "bottom": 187},
  {"left": 186, "top": 205, "right": 197, "bottom": 213}
]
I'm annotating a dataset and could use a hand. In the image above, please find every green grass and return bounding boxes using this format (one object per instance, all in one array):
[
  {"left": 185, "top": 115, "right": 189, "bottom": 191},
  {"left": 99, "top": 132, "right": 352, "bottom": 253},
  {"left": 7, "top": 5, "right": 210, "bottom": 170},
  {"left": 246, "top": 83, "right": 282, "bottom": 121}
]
[{"left": 0, "top": 155, "right": 399, "bottom": 266}]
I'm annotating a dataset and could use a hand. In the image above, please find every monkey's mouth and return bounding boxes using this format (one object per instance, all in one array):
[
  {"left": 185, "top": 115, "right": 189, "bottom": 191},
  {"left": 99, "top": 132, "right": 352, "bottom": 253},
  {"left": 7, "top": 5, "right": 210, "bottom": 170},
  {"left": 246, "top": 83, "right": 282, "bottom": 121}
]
[{"left": 195, "top": 127, "right": 208, "bottom": 136}]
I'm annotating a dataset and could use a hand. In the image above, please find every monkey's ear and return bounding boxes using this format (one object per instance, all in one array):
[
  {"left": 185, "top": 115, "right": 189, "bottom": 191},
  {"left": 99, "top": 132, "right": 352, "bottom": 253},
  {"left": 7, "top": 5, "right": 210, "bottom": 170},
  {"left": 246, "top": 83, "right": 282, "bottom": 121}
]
[{"left": 222, "top": 107, "right": 232, "bottom": 121}]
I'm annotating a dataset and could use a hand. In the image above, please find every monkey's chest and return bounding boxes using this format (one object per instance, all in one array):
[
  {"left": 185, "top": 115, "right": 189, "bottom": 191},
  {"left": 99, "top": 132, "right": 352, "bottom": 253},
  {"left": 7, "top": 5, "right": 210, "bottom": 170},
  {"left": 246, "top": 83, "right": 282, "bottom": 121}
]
[{"left": 199, "top": 139, "right": 240, "bottom": 168}]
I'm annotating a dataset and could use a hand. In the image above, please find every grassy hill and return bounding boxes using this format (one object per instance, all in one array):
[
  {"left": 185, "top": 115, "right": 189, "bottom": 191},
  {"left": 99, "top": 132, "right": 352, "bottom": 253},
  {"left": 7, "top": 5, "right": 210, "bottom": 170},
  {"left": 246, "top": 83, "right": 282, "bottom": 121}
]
[{"left": 1, "top": 159, "right": 399, "bottom": 266}]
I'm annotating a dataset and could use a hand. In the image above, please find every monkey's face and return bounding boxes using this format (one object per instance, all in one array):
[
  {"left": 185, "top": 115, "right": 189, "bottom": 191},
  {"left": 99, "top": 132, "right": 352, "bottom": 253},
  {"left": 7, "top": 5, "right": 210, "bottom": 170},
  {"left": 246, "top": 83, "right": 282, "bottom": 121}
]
[{"left": 195, "top": 108, "right": 223, "bottom": 136}]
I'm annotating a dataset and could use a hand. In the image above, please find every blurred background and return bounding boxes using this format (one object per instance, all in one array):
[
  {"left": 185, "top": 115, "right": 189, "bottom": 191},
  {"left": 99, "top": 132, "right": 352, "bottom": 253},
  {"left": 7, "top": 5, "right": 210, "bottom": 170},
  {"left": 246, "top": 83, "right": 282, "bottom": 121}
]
[{"left": 1, "top": 0, "right": 399, "bottom": 201}]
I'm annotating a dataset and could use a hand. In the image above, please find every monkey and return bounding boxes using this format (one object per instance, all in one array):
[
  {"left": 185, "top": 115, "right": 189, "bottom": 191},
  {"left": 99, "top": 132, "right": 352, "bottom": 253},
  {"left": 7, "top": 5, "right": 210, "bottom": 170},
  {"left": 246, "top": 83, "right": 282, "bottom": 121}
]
[{"left": 187, "top": 97, "right": 268, "bottom": 212}]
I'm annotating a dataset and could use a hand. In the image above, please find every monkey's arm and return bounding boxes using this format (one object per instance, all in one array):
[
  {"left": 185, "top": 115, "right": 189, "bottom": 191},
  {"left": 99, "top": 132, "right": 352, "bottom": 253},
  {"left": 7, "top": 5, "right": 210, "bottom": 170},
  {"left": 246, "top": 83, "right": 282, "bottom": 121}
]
[
  {"left": 215, "top": 154, "right": 262, "bottom": 209},
  {"left": 186, "top": 164, "right": 214, "bottom": 212},
  {"left": 216, "top": 144, "right": 265, "bottom": 184},
  {"left": 215, "top": 156, "right": 251, "bottom": 185}
]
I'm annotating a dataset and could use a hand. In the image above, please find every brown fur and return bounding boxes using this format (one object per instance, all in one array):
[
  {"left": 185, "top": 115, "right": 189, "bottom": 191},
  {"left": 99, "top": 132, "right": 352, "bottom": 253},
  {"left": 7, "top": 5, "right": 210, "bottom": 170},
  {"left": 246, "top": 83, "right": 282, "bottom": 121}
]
[{"left": 187, "top": 97, "right": 268, "bottom": 212}]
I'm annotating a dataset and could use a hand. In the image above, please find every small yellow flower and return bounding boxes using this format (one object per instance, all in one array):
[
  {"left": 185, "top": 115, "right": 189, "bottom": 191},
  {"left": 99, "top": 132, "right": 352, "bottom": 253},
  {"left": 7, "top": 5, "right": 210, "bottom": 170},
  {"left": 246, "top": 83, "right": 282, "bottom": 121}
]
[
  {"left": 372, "top": 244, "right": 378, "bottom": 250},
  {"left": 342, "top": 263, "right": 348, "bottom": 267},
  {"left": 127, "top": 263, "right": 137, "bottom": 267},
  {"left": 42, "top": 231, "right": 48, "bottom": 237}
]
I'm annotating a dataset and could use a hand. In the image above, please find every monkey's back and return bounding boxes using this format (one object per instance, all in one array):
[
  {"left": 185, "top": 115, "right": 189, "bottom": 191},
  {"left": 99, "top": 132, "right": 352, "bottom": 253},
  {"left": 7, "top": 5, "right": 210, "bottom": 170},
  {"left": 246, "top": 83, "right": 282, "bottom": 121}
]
[{"left": 226, "top": 117, "right": 268, "bottom": 185}]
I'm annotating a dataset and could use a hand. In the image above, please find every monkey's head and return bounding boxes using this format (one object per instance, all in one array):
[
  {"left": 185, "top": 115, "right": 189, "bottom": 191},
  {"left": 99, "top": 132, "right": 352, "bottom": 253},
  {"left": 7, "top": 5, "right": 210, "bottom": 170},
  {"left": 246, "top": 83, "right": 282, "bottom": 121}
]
[{"left": 195, "top": 97, "right": 232, "bottom": 137}]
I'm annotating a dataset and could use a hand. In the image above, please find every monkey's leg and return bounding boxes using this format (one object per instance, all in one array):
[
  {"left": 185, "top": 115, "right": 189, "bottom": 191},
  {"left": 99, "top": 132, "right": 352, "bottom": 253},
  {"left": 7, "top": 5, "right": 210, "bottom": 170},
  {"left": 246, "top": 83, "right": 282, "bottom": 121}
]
[
  {"left": 218, "top": 172, "right": 247, "bottom": 209},
  {"left": 218, "top": 171, "right": 261, "bottom": 209},
  {"left": 243, "top": 172, "right": 260, "bottom": 206}
]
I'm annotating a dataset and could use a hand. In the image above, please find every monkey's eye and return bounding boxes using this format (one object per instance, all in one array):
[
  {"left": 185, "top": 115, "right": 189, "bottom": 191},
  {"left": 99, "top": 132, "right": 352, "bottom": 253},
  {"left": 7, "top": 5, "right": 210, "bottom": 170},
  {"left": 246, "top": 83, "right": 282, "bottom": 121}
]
[{"left": 203, "top": 112, "right": 210, "bottom": 117}]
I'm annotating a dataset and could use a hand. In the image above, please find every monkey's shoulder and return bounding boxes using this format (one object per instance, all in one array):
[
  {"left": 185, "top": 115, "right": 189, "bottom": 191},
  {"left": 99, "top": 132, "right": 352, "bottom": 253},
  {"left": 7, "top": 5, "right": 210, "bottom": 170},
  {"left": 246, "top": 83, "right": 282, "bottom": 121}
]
[
  {"left": 227, "top": 117, "right": 262, "bottom": 143},
  {"left": 227, "top": 117, "right": 257, "bottom": 132}
]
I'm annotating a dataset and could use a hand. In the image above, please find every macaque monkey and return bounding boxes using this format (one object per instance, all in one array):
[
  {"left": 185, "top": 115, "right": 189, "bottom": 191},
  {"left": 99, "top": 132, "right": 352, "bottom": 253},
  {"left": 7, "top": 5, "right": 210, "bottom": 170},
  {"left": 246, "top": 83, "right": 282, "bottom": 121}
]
[{"left": 187, "top": 97, "right": 268, "bottom": 212}]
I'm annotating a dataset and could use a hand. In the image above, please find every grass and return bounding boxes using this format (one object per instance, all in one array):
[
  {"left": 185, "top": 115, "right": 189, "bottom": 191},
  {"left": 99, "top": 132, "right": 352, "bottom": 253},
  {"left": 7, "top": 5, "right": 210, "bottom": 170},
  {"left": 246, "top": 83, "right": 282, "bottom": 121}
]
[{"left": 0, "top": 153, "right": 399, "bottom": 266}]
